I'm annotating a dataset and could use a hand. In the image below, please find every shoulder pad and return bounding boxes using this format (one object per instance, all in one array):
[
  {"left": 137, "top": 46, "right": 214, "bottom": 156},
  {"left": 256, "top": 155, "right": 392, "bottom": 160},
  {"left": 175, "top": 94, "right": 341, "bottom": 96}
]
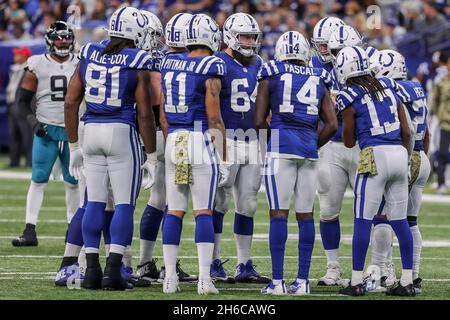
[
  {"left": 257, "top": 60, "right": 281, "bottom": 81},
  {"left": 195, "top": 56, "right": 226, "bottom": 77}
]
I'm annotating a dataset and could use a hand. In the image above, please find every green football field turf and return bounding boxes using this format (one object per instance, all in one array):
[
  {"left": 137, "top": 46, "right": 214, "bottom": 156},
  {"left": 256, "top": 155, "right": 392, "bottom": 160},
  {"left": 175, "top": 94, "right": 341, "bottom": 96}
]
[{"left": 0, "top": 177, "right": 449, "bottom": 300}]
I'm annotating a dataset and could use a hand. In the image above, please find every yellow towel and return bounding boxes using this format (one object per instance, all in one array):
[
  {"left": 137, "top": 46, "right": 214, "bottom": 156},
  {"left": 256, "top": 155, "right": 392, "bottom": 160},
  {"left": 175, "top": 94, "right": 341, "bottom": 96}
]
[
  {"left": 357, "top": 147, "right": 378, "bottom": 175},
  {"left": 409, "top": 151, "right": 421, "bottom": 191},
  {"left": 174, "top": 131, "right": 192, "bottom": 185}
]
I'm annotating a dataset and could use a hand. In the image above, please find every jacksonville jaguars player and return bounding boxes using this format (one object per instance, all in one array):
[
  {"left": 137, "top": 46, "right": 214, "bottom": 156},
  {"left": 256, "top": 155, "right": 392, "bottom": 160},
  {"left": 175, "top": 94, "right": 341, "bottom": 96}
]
[
  {"left": 12, "top": 21, "right": 79, "bottom": 247},
  {"left": 210, "top": 12, "right": 269, "bottom": 284},
  {"left": 136, "top": 12, "right": 196, "bottom": 283},
  {"left": 372, "top": 49, "right": 430, "bottom": 293},
  {"left": 335, "top": 46, "right": 415, "bottom": 296},
  {"left": 256, "top": 31, "right": 337, "bottom": 295},
  {"left": 65, "top": 6, "right": 157, "bottom": 290},
  {"left": 159, "top": 13, "right": 226, "bottom": 295}
]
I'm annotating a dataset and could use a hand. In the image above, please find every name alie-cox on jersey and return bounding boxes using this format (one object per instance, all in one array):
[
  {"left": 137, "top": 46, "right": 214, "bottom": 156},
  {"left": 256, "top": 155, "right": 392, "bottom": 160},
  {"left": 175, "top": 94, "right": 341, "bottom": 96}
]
[{"left": 89, "top": 50, "right": 132, "bottom": 66}]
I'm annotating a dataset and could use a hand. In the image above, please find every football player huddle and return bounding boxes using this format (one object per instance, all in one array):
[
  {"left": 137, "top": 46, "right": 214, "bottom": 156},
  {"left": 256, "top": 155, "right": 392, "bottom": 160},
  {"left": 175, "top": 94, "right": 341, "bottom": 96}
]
[{"left": 13, "top": 5, "right": 429, "bottom": 297}]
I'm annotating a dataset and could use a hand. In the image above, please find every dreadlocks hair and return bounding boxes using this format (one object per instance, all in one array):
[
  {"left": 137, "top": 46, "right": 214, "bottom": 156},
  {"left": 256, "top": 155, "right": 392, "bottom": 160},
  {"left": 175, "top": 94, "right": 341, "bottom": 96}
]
[
  {"left": 346, "top": 74, "right": 386, "bottom": 101},
  {"left": 101, "top": 37, "right": 135, "bottom": 56}
]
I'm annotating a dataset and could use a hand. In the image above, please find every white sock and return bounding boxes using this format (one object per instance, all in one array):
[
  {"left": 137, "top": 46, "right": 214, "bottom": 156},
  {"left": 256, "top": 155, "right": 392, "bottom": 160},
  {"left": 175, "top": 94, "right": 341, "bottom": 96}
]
[
  {"left": 400, "top": 269, "right": 413, "bottom": 286},
  {"left": 197, "top": 242, "right": 214, "bottom": 281},
  {"left": 104, "top": 244, "right": 111, "bottom": 257},
  {"left": 109, "top": 244, "right": 125, "bottom": 256},
  {"left": 163, "top": 244, "right": 179, "bottom": 279},
  {"left": 78, "top": 246, "right": 86, "bottom": 272},
  {"left": 272, "top": 279, "right": 282, "bottom": 285},
  {"left": 139, "top": 239, "right": 156, "bottom": 265},
  {"left": 351, "top": 270, "right": 363, "bottom": 286},
  {"left": 213, "top": 233, "right": 222, "bottom": 261},
  {"left": 123, "top": 245, "right": 132, "bottom": 267},
  {"left": 324, "top": 249, "right": 339, "bottom": 265},
  {"left": 63, "top": 243, "right": 82, "bottom": 257},
  {"left": 85, "top": 247, "right": 99, "bottom": 254},
  {"left": 234, "top": 234, "right": 252, "bottom": 265},
  {"left": 25, "top": 182, "right": 47, "bottom": 225},
  {"left": 64, "top": 182, "right": 79, "bottom": 223},
  {"left": 410, "top": 225, "right": 422, "bottom": 280},
  {"left": 370, "top": 223, "right": 393, "bottom": 270}
]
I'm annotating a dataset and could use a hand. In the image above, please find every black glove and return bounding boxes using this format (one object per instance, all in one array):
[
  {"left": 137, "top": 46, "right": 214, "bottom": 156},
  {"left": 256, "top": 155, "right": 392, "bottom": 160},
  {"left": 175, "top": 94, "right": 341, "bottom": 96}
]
[{"left": 32, "top": 121, "right": 47, "bottom": 137}]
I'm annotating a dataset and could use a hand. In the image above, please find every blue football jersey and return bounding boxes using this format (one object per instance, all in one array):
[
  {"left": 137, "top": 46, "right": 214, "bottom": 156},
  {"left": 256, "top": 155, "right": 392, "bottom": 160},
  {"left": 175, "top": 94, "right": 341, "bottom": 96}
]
[
  {"left": 258, "top": 60, "right": 333, "bottom": 159},
  {"left": 310, "top": 55, "right": 343, "bottom": 142},
  {"left": 215, "top": 51, "right": 262, "bottom": 139},
  {"left": 160, "top": 54, "right": 227, "bottom": 133},
  {"left": 336, "top": 77, "right": 403, "bottom": 149},
  {"left": 396, "top": 80, "right": 428, "bottom": 151},
  {"left": 78, "top": 42, "right": 153, "bottom": 127}
]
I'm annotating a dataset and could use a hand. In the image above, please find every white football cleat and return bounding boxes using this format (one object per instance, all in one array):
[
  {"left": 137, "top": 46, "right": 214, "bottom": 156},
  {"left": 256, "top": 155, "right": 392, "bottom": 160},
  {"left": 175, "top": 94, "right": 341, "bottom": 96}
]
[
  {"left": 261, "top": 280, "right": 287, "bottom": 295},
  {"left": 317, "top": 262, "right": 346, "bottom": 286},
  {"left": 163, "top": 277, "right": 180, "bottom": 293},
  {"left": 197, "top": 279, "right": 219, "bottom": 295},
  {"left": 288, "top": 279, "right": 310, "bottom": 295},
  {"left": 381, "top": 262, "right": 397, "bottom": 287}
]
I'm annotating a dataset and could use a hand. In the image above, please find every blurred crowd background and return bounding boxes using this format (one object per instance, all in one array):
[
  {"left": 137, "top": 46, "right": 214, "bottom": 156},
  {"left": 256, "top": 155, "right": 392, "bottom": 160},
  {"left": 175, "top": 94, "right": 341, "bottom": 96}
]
[{"left": 0, "top": 0, "right": 450, "bottom": 190}]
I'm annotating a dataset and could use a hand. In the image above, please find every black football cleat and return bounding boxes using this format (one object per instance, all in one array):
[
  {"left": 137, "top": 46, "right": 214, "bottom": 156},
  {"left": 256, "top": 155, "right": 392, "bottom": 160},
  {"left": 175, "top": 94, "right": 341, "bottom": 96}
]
[
  {"left": 128, "top": 276, "right": 151, "bottom": 287},
  {"left": 135, "top": 259, "right": 160, "bottom": 281},
  {"left": 12, "top": 224, "right": 38, "bottom": 247},
  {"left": 82, "top": 267, "right": 103, "bottom": 290},
  {"left": 338, "top": 283, "right": 366, "bottom": 296},
  {"left": 385, "top": 282, "right": 416, "bottom": 297},
  {"left": 413, "top": 278, "right": 422, "bottom": 294},
  {"left": 102, "top": 267, "right": 133, "bottom": 291}
]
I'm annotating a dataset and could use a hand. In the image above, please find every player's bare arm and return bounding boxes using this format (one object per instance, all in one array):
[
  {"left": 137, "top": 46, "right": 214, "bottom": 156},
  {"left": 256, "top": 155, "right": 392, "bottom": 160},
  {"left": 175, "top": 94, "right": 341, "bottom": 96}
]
[
  {"left": 255, "top": 79, "right": 270, "bottom": 131},
  {"left": 397, "top": 102, "right": 412, "bottom": 155},
  {"left": 159, "top": 90, "right": 169, "bottom": 139},
  {"left": 136, "top": 70, "right": 157, "bottom": 154},
  {"left": 423, "top": 127, "right": 430, "bottom": 155},
  {"left": 205, "top": 77, "right": 227, "bottom": 162},
  {"left": 64, "top": 64, "right": 84, "bottom": 143},
  {"left": 342, "top": 105, "right": 356, "bottom": 148},
  {"left": 318, "top": 89, "right": 338, "bottom": 148},
  {"left": 150, "top": 71, "right": 162, "bottom": 107}
]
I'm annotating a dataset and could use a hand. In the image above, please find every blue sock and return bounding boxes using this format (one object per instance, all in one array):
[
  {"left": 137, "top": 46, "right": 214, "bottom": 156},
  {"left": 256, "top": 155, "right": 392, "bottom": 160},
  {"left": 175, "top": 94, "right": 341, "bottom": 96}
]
[
  {"left": 195, "top": 214, "right": 214, "bottom": 243},
  {"left": 270, "top": 217, "right": 287, "bottom": 280},
  {"left": 373, "top": 216, "right": 390, "bottom": 226},
  {"left": 110, "top": 204, "right": 135, "bottom": 248},
  {"left": 67, "top": 207, "right": 85, "bottom": 246},
  {"left": 162, "top": 214, "right": 182, "bottom": 245},
  {"left": 352, "top": 218, "right": 373, "bottom": 271},
  {"left": 319, "top": 219, "right": 340, "bottom": 250},
  {"left": 213, "top": 210, "right": 224, "bottom": 234},
  {"left": 102, "top": 210, "right": 114, "bottom": 245},
  {"left": 234, "top": 213, "right": 253, "bottom": 236},
  {"left": 82, "top": 201, "right": 106, "bottom": 250},
  {"left": 140, "top": 205, "right": 165, "bottom": 241},
  {"left": 298, "top": 219, "right": 315, "bottom": 280},
  {"left": 390, "top": 219, "right": 413, "bottom": 269}
]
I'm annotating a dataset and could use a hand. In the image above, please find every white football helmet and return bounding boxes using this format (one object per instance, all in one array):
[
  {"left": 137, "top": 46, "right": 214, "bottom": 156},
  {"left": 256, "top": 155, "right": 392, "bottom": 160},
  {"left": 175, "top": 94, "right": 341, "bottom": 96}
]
[
  {"left": 184, "top": 14, "right": 221, "bottom": 53},
  {"left": 335, "top": 46, "right": 371, "bottom": 84},
  {"left": 275, "top": 31, "right": 310, "bottom": 64},
  {"left": 328, "top": 25, "right": 363, "bottom": 61},
  {"left": 377, "top": 49, "right": 407, "bottom": 80},
  {"left": 140, "top": 10, "right": 164, "bottom": 54},
  {"left": 223, "top": 13, "right": 261, "bottom": 57},
  {"left": 108, "top": 6, "right": 147, "bottom": 50},
  {"left": 165, "top": 12, "right": 193, "bottom": 48},
  {"left": 312, "top": 16, "right": 345, "bottom": 63},
  {"left": 366, "top": 46, "right": 382, "bottom": 77}
]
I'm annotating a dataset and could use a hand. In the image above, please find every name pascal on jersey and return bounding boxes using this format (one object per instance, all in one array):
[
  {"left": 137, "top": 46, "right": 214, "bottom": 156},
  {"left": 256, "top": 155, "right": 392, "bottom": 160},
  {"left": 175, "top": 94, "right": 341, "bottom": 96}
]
[
  {"left": 89, "top": 50, "right": 129, "bottom": 65},
  {"left": 162, "top": 57, "right": 197, "bottom": 72},
  {"left": 282, "top": 63, "right": 316, "bottom": 75}
]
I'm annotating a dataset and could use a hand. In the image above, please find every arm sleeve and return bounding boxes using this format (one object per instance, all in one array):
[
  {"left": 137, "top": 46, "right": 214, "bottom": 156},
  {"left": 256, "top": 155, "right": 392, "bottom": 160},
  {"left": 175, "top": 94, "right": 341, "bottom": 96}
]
[{"left": 17, "top": 87, "right": 38, "bottom": 127}]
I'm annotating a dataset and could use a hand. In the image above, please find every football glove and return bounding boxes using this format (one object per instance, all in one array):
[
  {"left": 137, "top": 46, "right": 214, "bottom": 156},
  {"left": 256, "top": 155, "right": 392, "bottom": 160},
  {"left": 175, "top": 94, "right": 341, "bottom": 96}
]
[
  {"left": 142, "top": 152, "right": 157, "bottom": 190},
  {"left": 69, "top": 142, "right": 84, "bottom": 181},
  {"left": 33, "top": 121, "right": 47, "bottom": 137}
]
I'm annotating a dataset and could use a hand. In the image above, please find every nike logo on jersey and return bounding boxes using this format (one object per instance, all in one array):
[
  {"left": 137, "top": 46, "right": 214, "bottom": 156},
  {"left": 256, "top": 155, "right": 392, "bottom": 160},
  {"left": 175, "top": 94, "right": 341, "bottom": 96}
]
[{"left": 89, "top": 50, "right": 129, "bottom": 65}]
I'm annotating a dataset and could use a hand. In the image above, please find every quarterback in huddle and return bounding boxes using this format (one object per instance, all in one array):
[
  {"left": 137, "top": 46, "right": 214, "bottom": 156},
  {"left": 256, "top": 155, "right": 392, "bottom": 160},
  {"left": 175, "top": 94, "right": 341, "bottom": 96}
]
[{"left": 11, "top": 4, "right": 429, "bottom": 298}]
